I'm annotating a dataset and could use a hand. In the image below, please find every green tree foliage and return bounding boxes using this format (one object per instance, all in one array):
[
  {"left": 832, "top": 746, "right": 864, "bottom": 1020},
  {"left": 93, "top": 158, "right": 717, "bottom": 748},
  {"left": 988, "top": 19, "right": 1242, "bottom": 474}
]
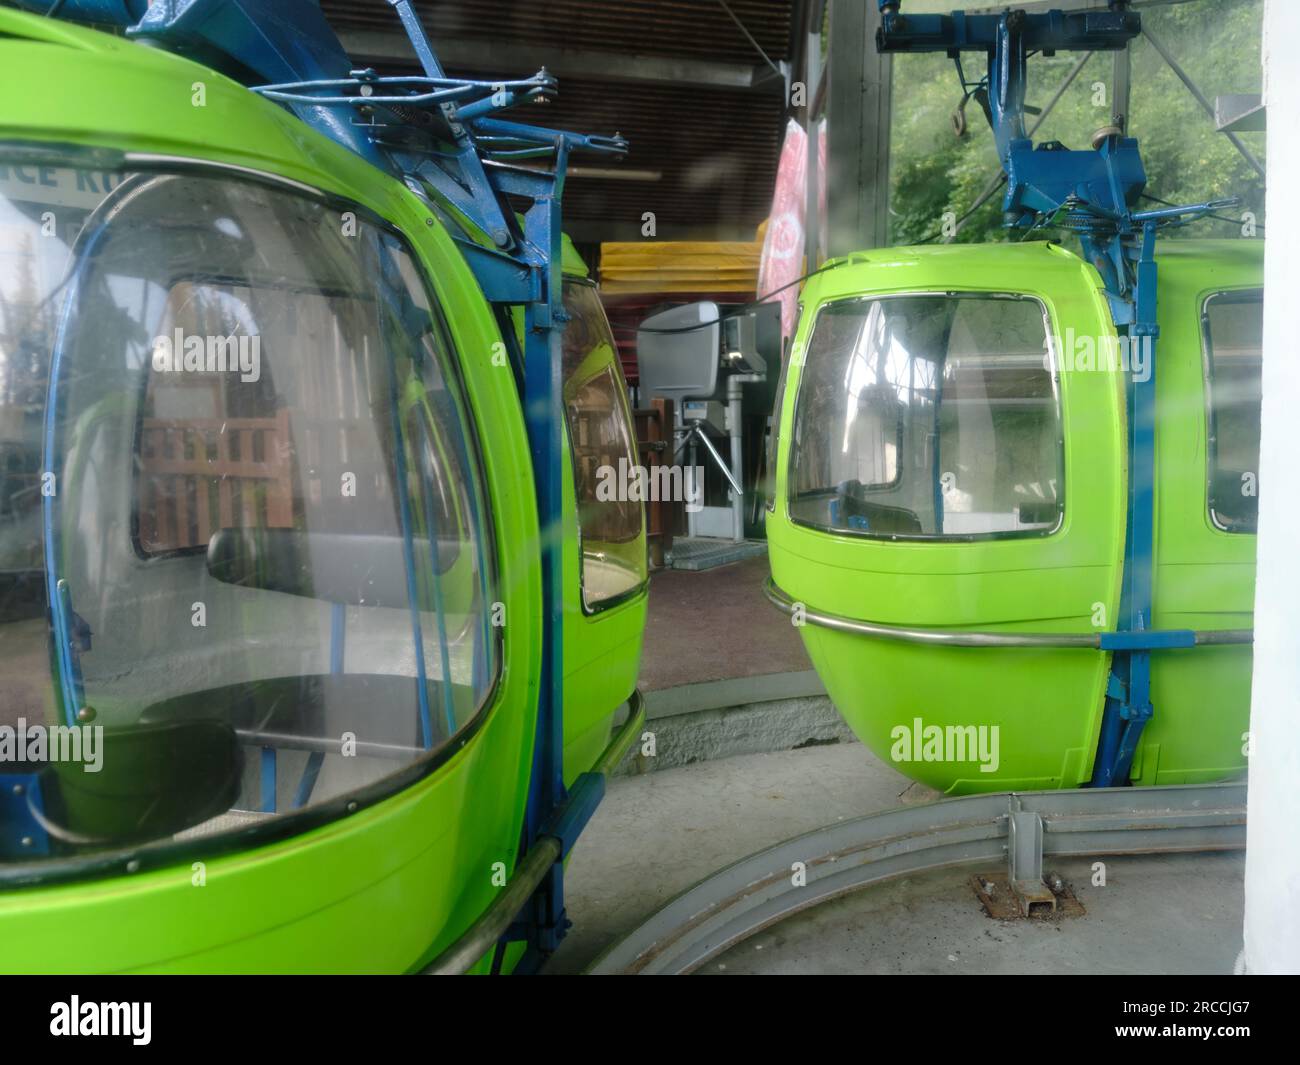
[{"left": 886, "top": 0, "right": 1265, "bottom": 248}]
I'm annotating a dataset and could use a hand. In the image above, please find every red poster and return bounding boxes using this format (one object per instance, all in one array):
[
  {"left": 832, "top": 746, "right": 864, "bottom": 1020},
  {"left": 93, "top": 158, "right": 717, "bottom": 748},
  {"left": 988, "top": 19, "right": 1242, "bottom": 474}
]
[{"left": 757, "top": 118, "right": 809, "bottom": 342}]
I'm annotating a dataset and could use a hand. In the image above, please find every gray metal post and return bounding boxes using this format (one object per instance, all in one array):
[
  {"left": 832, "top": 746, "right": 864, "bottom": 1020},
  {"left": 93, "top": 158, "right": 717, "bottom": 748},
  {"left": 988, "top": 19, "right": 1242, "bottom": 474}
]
[
  {"left": 1113, "top": 37, "right": 1132, "bottom": 131},
  {"left": 827, "top": 0, "right": 892, "bottom": 255},
  {"left": 805, "top": 26, "right": 823, "bottom": 270},
  {"left": 728, "top": 376, "right": 745, "bottom": 542}
]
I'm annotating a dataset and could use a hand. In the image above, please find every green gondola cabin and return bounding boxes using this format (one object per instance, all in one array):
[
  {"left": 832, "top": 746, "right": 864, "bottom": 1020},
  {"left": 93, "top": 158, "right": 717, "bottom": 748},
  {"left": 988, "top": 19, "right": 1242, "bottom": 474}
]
[
  {"left": 0, "top": 8, "right": 645, "bottom": 972},
  {"left": 767, "top": 239, "right": 1260, "bottom": 793}
]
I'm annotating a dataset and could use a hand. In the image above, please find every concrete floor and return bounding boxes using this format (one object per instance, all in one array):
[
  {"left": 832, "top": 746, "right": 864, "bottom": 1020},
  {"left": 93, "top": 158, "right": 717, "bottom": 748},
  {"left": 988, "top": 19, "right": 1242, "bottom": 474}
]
[
  {"left": 547, "top": 740, "right": 1246, "bottom": 975},
  {"left": 704, "top": 852, "right": 1245, "bottom": 975},
  {"left": 547, "top": 740, "right": 939, "bottom": 973},
  {"left": 638, "top": 555, "right": 810, "bottom": 691}
]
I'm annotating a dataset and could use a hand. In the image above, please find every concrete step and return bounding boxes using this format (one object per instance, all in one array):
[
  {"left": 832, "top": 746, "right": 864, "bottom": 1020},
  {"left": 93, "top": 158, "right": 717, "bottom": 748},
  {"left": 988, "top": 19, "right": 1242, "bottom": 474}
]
[{"left": 616, "top": 670, "right": 854, "bottom": 776}]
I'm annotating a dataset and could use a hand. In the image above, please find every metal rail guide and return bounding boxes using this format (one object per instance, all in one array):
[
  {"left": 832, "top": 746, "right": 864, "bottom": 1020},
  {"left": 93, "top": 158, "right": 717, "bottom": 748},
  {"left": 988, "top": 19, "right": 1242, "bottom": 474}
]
[{"left": 592, "top": 783, "right": 1246, "bottom": 974}]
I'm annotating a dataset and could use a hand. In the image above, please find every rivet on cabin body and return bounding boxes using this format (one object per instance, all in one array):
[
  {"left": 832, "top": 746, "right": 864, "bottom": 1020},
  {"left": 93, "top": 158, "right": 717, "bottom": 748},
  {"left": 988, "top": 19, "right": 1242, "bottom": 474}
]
[
  {"left": 77, "top": 706, "right": 96, "bottom": 723},
  {"left": 347, "top": 800, "right": 359, "bottom": 813},
  {"left": 21, "top": 837, "right": 33, "bottom": 848},
  {"left": 11, "top": 784, "right": 23, "bottom": 797},
  {"left": 426, "top": 218, "right": 435, "bottom": 226},
  {"left": 126, "top": 860, "right": 141, "bottom": 873}
]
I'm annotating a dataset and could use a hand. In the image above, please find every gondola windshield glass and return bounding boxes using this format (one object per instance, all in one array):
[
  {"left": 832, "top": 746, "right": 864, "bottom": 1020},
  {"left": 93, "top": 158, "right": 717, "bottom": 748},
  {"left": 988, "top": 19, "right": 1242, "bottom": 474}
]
[
  {"left": 561, "top": 279, "right": 646, "bottom": 610},
  {"left": 789, "top": 294, "right": 1062, "bottom": 539},
  {"left": 0, "top": 156, "right": 499, "bottom": 864}
]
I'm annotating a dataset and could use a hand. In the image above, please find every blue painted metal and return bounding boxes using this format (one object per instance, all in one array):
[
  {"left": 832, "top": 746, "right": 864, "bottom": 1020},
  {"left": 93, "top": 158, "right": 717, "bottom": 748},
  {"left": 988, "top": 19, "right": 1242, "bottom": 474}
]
[
  {"left": 128, "top": 0, "right": 352, "bottom": 83},
  {"left": 292, "top": 753, "right": 324, "bottom": 810},
  {"left": 518, "top": 152, "right": 573, "bottom": 957},
  {"left": 544, "top": 772, "right": 606, "bottom": 856},
  {"left": 879, "top": 3, "right": 1243, "bottom": 787},
  {"left": 1092, "top": 220, "right": 1161, "bottom": 786},
  {"left": 42, "top": 213, "right": 117, "bottom": 730},
  {"left": 35, "top": 0, "right": 626, "bottom": 957},
  {"left": 446, "top": 239, "right": 539, "bottom": 307},
  {"left": 259, "top": 746, "right": 276, "bottom": 813},
  {"left": 505, "top": 771, "right": 606, "bottom": 959},
  {"left": 22, "top": 0, "right": 390, "bottom": 172},
  {"left": 384, "top": 0, "right": 518, "bottom": 249},
  {"left": 1099, "top": 629, "right": 1196, "bottom": 652},
  {"left": 879, "top": 2, "right": 1143, "bottom": 230},
  {"left": 0, "top": 772, "right": 50, "bottom": 859},
  {"left": 14, "top": 0, "right": 147, "bottom": 20},
  {"left": 329, "top": 601, "right": 347, "bottom": 677},
  {"left": 292, "top": 600, "right": 347, "bottom": 809},
  {"left": 879, "top": 4, "right": 1145, "bottom": 232},
  {"left": 376, "top": 238, "right": 437, "bottom": 752}
]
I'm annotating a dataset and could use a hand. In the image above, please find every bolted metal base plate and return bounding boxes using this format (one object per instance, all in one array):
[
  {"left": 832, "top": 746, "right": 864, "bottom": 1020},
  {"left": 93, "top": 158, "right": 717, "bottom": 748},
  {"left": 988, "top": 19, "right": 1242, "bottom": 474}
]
[{"left": 971, "top": 872, "right": 1086, "bottom": 921}]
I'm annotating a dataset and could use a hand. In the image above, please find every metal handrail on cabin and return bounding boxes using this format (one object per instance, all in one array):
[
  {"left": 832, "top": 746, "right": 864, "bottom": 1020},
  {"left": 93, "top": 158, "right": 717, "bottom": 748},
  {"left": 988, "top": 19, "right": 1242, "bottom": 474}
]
[{"left": 764, "top": 579, "right": 1253, "bottom": 651}]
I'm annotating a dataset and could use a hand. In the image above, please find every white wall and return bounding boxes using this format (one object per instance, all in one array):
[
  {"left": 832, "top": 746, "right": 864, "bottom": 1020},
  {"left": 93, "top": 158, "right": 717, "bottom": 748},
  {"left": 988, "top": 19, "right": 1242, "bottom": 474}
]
[{"left": 1241, "top": 0, "right": 1300, "bottom": 977}]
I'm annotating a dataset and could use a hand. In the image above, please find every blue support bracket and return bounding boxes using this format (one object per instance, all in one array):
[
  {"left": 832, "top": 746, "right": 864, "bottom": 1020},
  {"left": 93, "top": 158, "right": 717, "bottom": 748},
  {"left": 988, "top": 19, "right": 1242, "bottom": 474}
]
[
  {"left": 499, "top": 770, "right": 606, "bottom": 966},
  {"left": 0, "top": 772, "right": 50, "bottom": 860},
  {"left": 543, "top": 772, "right": 607, "bottom": 856},
  {"left": 519, "top": 152, "right": 571, "bottom": 918},
  {"left": 1091, "top": 221, "right": 1160, "bottom": 787},
  {"left": 878, "top": 3, "right": 1142, "bottom": 227},
  {"left": 259, "top": 746, "right": 277, "bottom": 813},
  {"left": 447, "top": 240, "right": 539, "bottom": 305},
  {"left": 1099, "top": 629, "right": 1197, "bottom": 652}
]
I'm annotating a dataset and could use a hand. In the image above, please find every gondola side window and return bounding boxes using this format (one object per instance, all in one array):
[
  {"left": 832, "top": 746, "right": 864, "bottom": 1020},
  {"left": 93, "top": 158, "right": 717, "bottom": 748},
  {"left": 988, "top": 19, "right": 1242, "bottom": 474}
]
[
  {"left": 788, "top": 294, "right": 1062, "bottom": 539},
  {"left": 561, "top": 279, "right": 647, "bottom": 611},
  {"left": 0, "top": 159, "right": 499, "bottom": 866},
  {"left": 1203, "top": 291, "right": 1263, "bottom": 534}
]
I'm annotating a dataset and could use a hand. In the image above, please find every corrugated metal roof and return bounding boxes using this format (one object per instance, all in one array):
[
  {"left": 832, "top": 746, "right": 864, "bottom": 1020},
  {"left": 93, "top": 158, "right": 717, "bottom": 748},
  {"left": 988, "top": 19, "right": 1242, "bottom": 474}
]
[
  {"left": 319, "top": 0, "right": 796, "bottom": 239},
  {"left": 320, "top": 0, "right": 794, "bottom": 67},
  {"left": 506, "top": 76, "right": 784, "bottom": 240}
]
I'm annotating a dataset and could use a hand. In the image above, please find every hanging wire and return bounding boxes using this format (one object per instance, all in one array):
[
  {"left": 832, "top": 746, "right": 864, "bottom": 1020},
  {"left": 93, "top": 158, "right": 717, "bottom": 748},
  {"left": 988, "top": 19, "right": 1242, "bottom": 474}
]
[
  {"left": 715, "top": 0, "right": 784, "bottom": 79},
  {"left": 910, "top": 174, "right": 1009, "bottom": 246}
]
